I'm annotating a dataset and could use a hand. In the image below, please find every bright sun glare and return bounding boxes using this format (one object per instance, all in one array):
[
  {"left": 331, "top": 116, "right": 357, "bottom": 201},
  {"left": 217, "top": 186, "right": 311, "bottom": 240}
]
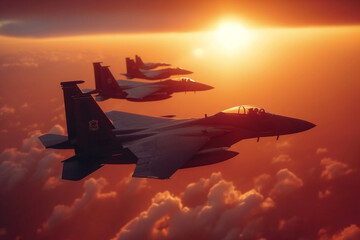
[{"left": 216, "top": 21, "right": 249, "bottom": 50}]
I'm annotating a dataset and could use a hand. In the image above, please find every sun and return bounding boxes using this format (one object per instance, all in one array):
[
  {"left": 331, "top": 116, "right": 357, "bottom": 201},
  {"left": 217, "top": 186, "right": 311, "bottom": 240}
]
[{"left": 216, "top": 21, "right": 249, "bottom": 50}]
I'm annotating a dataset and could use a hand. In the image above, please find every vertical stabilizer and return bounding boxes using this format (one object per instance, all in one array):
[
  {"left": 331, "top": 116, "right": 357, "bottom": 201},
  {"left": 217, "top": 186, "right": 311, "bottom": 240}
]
[
  {"left": 135, "top": 55, "right": 144, "bottom": 67},
  {"left": 99, "top": 66, "right": 126, "bottom": 98},
  {"left": 72, "top": 95, "right": 116, "bottom": 155},
  {"left": 61, "top": 81, "right": 85, "bottom": 140},
  {"left": 93, "top": 62, "right": 103, "bottom": 91},
  {"left": 126, "top": 57, "right": 141, "bottom": 75}
]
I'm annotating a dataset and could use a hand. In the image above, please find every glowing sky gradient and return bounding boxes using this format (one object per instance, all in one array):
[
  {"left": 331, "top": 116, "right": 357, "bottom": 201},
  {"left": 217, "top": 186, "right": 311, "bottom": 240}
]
[
  {"left": 0, "top": 3, "right": 360, "bottom": 240},
  {"left": 1, "top": 0, "right": 360, "bottom": 37}
]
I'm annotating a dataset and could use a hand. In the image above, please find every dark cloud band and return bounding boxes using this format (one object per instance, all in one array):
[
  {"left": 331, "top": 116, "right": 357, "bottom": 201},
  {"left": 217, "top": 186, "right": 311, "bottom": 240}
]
[{"left": 1, "top": 0, "right": 360, "bottom": 37}]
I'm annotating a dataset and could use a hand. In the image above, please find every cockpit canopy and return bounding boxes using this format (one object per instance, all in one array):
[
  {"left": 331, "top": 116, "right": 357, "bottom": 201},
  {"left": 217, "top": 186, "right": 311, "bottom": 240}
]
[
  {"left": 221, "top": 105, "right": 270, "bottom": 115},
  {"left": 173, "top": 77, "right": 195, "bottom": 82}
]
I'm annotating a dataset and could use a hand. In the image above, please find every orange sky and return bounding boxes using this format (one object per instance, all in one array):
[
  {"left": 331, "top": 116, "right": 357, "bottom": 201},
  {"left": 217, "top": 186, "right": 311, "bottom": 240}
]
[
  {"left": 0, "top": 23, "right": 359, "bottom": 239},
  {"left": 1, "top": 0, "right": 360, "bottom": 37}
]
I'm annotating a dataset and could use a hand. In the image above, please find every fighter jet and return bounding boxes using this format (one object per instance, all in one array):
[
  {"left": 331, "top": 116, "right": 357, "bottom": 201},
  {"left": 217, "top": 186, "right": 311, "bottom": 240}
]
[
  {"left": 135, "top": 55, "right": 170, "bottom": 70},
  {"left": 122, "top": 58, "right": 193, "bottom": 80},
  {"left": 83, "top": 62, "right": 213, "bottom": 102},
  {"left": 39, "top": 81, "right": 315, "bottom": 180}
]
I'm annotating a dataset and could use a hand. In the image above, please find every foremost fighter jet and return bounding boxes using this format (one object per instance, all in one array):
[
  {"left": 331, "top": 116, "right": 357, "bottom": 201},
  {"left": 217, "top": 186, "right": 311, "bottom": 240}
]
[
  {"left": 135, "top": 55, "right": 170, "bottom": 70},
  {"left": 122, "top": 58, "right": 193, "bottom": 80},
  {"left": 84, "top": 62, "right": 213, "bottom": 102},
  {"left": 39, "top": 81, "right": 315, "bottom": 181}
]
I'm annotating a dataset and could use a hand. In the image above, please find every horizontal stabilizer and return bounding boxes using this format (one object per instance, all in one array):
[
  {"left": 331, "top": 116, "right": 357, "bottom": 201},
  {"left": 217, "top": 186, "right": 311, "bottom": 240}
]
[
  {"left": 39, "top": 134, "right": 70, "bottom": 149},
  {"left": 82, "top": 89, "right": 99, "bottom": 94},
  {"left": 62, "top": 156, "right": 103, "bottom": 181},
  {"left": 95, "top": 95, "right": 110, "bottom": 101}
]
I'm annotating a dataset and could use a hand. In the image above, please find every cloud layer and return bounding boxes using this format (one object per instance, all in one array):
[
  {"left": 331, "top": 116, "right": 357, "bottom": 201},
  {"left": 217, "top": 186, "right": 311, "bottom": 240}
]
[{"left": 113, "top": 170, "right": 304, "bottom": 240}]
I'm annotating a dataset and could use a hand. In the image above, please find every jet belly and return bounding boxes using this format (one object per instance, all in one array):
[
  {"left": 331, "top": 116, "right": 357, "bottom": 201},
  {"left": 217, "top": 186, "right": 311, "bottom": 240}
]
[{"left": 199, "top": 128, "right": 252, "bottom": 150}]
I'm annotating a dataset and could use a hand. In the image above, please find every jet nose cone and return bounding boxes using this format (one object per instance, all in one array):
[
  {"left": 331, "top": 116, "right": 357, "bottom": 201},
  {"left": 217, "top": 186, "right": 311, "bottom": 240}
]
[
  {"left": 296, "top": 119, "right": 316, "bottom": 133},
  {"left": 202, "top": 84, "right": 214, "bottom": 90},
  {"left": 304, "top": 121, "right": 316, "bottom": 130},
  {"left": 183, "top": 69, "right": 193, "bottom": 74},
  {"left": 276, "top": 116, "right": 316, "bottom": 135}
]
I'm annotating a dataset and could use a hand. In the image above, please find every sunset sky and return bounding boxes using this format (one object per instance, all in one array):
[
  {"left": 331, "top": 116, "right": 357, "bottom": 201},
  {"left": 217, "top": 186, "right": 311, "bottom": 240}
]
[{"left": 0, "top": 1, "right": 360, "bottom": 240}]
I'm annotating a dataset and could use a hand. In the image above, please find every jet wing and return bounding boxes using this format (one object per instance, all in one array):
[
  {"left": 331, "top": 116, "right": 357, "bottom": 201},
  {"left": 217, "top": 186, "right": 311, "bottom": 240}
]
[
  {"left": 128, "top": 133, "right": 209, "bottom": 179},
  {"left": 117, "top": 80, "right": 147, "bottom": 88},
  {"left": 140, "top": 69, "right": 162, "bottom": 78},
  {"left": 106, "top": 111, "right": 177, "bottom": 129},
  {"left": 124, "top": 85, "right": 165, "bottom": 99}
]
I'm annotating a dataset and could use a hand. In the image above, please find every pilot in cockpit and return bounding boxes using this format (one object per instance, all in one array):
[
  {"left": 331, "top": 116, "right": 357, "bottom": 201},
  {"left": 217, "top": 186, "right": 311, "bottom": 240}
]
[{"left": 248, "top": 108, "right": 254, "bottom": 115}]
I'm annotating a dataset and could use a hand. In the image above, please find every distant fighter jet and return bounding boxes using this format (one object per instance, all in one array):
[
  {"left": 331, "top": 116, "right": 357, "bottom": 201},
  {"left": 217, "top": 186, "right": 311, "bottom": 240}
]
[
  {"left": 135, "top": 55, "right": 170, "bottom": 70},
  {"left": 39, "top": 81, "right": 315, "bottom": 181},
  {"left": 122, "top": 58, "right": 193, "bottom": 80},
  {"left": 83, "top": 62, "right": 213, "bottom": 102}
]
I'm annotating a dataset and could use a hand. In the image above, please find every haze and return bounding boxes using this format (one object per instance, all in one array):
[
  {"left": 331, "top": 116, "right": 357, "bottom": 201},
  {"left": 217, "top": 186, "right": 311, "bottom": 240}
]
[{"left": 0, "top": 8, "right": 359, "bottom": 240}]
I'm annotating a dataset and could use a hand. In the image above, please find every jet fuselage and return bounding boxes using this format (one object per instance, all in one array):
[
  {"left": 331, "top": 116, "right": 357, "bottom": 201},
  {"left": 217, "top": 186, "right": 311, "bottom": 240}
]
[
  {"left": 107, "top": 107, "right": 315, "bottom": 167},
  {"left": 125, "top": 68, "right": 193, "bottom": 80}
]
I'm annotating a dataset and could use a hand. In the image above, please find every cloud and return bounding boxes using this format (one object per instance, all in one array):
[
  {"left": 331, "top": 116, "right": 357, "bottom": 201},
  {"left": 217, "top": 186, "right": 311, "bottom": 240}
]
[
  {"left": 20, "top": 102, "right": 29, "bottom": 108},
  {"left": 119, "top": 174, "right": 149, "bottom": 195},
  {"left": 181, "top": 172, "right": 223, "bottom": 207},
  {"left": 112, "top": 172, "right": 273, "bottom": 240},
  {"left": 253, "top": 174, "right": 272, "bottom": 194},
  {"left": 39, "top": 177, "right": 116, "bottom": 232},
  {"left": 272, "top": 154, "right": 292, "bottom": 164},
  {"left": 318, "top": 189, "right": 331, "bottom": 199},
  {"left": 269, "top": 168, "right": 303, "bottom": 199},
  {"left": 0, "top": 127, "right": 63, "bottom": 190},
  {"left": 112, "top": 191, "right": 182, "bottom": 240},
  {"left": 0, "top": 50, "right": 96, "bottom": 70},
  {"left": 276, "top": 140, "right": 291, "bottom": 150},
  {"left": 320, "top": 158, "right": 353, "bottom": 180},
  {"left": 319, "top": 224, "right": 360, "bottom": 240},
  {"left": 43, "top": 176, "right": 62, "bottom": 190},
  {"left": 49, "top": 124, "right": 65, "bottom": 135},
  {"left": 332, "top": 224, "right": 360, "bottom": 240},
  {"left": 1, "top": 56, "right": 38, "bottom": 68},
  {"left": 316, "top": 148, "right": 328, "bottom": 155},
  {"left": 0, "top": 105, "right": 15, "bottom": 116}
]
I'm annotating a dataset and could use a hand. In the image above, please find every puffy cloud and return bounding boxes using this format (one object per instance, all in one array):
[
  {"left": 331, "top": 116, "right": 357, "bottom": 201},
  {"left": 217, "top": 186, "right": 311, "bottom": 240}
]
[
  {"left": 49, "top": 124, "right": 65, "bottom": 135},
  {"left": 20, "top": 102, "right": 29, "bottom": 108},
  {"left": 0, "top": 127, "right": 63, "bottom": 190},
  {"left": 316, "top": 148, "right": 328, "bottom": 155},
  {"left": 320, "top": 158, "right": 353, "bottom": 180},
  {"left": 278, "top": 216, "right": 299, "bottom": 231},
  {"left": 332, "top": 224, "right": 360, "bottom": 240},
  {"left": 272, "top": 154, "right": 292, "bottom": 164},
  {"left": 269, "top": 168, "right": 303, "bottom": 199},
  {"left": 319, "top": 224, "right": 360, "bottom": 240},
  {"left": 113, "top": 191, "right": 182, "bottom": 240},
  {"left": 0, "top": 49, "right": 97, "bottom": 70},
  {"left": 261, "top": 197, "right": 275, "bottom": 210},
  {"left": 1, "top": 56, "right": 38, "bottom": 68},
  {"left": 253, "top": 174, "right": 272, "bottom": 194},
  {"left": 43, "top": 176, "right": 62, "bottom": 190},
  {"left": 21, "top": 123, "right": 40, "bottom": 132},
  {"left": 39, "top": 177, "right": 116, "bottom": 232},
  {"left": 182, "top": 172, "right": 223, "bottom": 207},
  {"left": 318, "top": 189, "right": 331, "bottom": 199},
  {"left": 119, "top": 174, "right": 149, "bottom": 195},
  {"left": 276, "top": 140, "right": 291, "bottom": 150},
  {"left": 0, "top": 105, "right": 15, "bottom": 116},
  {"left": 112, "top": 173, "right": 273, "bottom": 240}
]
